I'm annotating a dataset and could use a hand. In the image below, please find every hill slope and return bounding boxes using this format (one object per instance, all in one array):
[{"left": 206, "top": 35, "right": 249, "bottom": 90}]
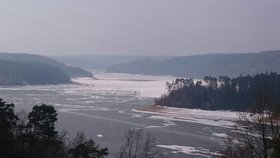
[
  {"left": 0, "top": 60, "right": 71, "bottom": 85},
  {"left": 0, "top": 53, "right": 93, "bottom": 78},
  {"left": 106, "top": 50, "right": 280, "bottom": 77},
  {"left": 51, "top": 55, "right": 144, "bottom": 69}
]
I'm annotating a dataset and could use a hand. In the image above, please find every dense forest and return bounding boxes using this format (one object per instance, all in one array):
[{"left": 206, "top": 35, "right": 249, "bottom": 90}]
[
  {"left": 106, "top": 50, "right": 280, "bottom": 77},
  {"left": 155, "top": 72, "right": 280, "bottom": 111},
  {"left": 0, "top": 60, "right": 71, "bottom": 85}
]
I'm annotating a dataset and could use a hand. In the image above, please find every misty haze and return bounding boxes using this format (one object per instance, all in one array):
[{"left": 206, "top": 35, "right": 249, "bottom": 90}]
[{"left": 0, "top": 1, "right": 280, "bottom": 158}]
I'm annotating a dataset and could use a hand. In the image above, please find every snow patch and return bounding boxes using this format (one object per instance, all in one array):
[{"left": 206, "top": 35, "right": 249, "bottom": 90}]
[
  {"left": 212, "top": 133, "right": 228, "bottom": 138},
  {"left": 157, "top": 145, "right": 214, "bottom": 157}
]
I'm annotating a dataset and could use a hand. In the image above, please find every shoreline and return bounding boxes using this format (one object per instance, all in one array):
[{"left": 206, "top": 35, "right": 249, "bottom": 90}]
[{"left": 134, "top": 105, "right": 239, "bottom": 128}]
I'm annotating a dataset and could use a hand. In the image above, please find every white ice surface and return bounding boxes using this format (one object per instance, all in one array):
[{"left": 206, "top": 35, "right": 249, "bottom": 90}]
[
  {"left": 72, "top": 71, "right": 174, "bottom": 98},
  {"left": 0, "top": 71, "right": 174, "bottom": 99}
]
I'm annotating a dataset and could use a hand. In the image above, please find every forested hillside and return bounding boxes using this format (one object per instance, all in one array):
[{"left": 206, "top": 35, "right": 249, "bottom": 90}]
[
  {"left": 155, "top": 72, "right": 280, "bottom": 111},
  {"left": 106, "top": 50, "right": 280, "bottom": 77},
  {"left": 0, "top": 60, "right": 71, "bottom": 85},
  {"left": 0, "top": 53, "right": 93, "bottom": 78}
]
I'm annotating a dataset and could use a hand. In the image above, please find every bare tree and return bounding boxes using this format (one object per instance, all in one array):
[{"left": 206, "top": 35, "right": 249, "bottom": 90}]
[
  {"left": 71, "top": 131, "right": 87, "bottom": 148},
  {"left": 69, "top": 131, "right": 108, "bottom": 158},
  {"left": 217, "top": 86, "right": 280, "bottom": 158},
  {"left": 219, "top": 112, "right": 273, "bottom": 158},
  {"left": 119, "top": 129, "right": 158, "bottom": 158}
]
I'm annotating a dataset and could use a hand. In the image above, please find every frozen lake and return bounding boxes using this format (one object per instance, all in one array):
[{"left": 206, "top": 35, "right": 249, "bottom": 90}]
[{"left": 0, "top": 71, "right": 238, "bottom": 158}]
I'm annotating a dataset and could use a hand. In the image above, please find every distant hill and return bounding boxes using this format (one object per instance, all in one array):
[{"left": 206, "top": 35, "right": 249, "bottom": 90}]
[
  {"left": 0, "top": 59, "right": 71, "bottom": 85},
  {"left": 106, "top": 50, "right": 280, "bottom": 78},
  {"left": 0, "top": 53, "right": 93, "bottom": 78},
  {"left": 51, "top": 55, "right": 149, "bottom": 69}
]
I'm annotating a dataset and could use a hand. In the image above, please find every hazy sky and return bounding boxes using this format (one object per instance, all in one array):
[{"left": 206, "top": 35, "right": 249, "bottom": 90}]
[{"left": 0, "top": 0, "right": 279, "bottom": 56}]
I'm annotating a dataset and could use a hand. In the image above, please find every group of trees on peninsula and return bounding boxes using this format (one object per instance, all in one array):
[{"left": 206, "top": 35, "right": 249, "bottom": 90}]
[{"left": 155, "top": 72, "right": 280, "bottom": 111}]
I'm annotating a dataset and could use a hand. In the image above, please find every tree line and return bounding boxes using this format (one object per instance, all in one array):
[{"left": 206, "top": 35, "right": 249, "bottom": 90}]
[{"left": 155, "top": 72, "right": 280, "bottom": 111}]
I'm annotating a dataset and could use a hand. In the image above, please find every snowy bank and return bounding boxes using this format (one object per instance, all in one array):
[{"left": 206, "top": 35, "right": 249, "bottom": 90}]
[{"left": 134, "top": 105, "right": 239, "bottom": 128}]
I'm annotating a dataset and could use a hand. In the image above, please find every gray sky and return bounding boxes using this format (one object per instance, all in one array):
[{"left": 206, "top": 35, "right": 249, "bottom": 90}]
[{"left": 0, "top": 0, "right": 279, "bottom": 56}]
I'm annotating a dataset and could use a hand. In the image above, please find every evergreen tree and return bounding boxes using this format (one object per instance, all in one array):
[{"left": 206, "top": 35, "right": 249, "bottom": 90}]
[
  {"left": 27, "top": 104, "right": 61, "bottom": 158},
  {"left": 0, "top": 99, "right": 18, "bottom": 157}
]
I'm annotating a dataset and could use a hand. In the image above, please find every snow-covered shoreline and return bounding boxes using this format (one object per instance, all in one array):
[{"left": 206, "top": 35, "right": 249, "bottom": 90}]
[{"left": 134, "top": 105, "right": 239, "bottom": 128}]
